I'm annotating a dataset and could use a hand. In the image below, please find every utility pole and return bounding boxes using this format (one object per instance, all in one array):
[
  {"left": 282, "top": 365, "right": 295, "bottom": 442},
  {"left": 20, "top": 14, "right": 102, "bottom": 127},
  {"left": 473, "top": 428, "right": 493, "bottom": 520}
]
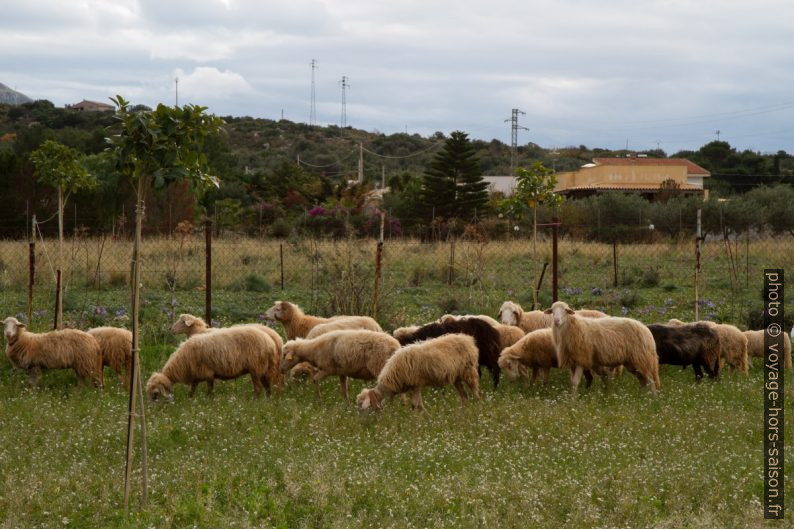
[
  {"left": 340, "top": 76, "right": 349, "bottom": 128},
  {"left": 504, "top": 109, "right": 528, "bottom": 172},
  {"left": 309, "top": 59, "right": 318, "bottom": 125},
  {"left": 175, "top": 77, "right": 179, "bottom": 107},
  {"left": 715, "top": 130, "right": 721, "bottom": 141},
  {"left": 358, "top": 143, "right": 364, "bottom": 183}
]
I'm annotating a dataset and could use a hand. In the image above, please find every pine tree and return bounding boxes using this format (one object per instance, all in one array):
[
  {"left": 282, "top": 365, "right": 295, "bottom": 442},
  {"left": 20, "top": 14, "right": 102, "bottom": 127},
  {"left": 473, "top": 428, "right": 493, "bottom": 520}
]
[{"left": 420, "top": 131, "right": 488, "bottom": 221}]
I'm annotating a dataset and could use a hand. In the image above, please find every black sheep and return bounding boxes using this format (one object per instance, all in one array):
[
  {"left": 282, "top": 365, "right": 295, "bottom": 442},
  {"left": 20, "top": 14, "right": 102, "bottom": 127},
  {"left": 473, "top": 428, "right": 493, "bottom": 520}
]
[
  {"left": 647, "top": 322, "right": 721, "bottom": 380},
  {"left": 396, "top": 318, "right": 502, "bottom": 388}
]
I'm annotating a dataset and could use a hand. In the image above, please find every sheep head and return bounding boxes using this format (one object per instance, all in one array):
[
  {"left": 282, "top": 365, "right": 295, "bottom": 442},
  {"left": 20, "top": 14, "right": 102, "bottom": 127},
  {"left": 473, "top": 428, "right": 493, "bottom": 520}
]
[
  {"left": 3, "top": 317, "right": 25, "bottom": 343},
  {"left": 170, "top": 314, "right": 202, "bottom": 335},
  {"left": 356, "top": 387, "right": 382, "bottom": 411},
  {"left": 498, "top": 301, "right": 522, "bottom": 326},
  {"left": 280, "top": 341, "right": 302, "bottom": 373},
  {"left": 497, "top": 353, "right": 524, "bottom": 380},
  {"left": 549, "top": 301, "right": 575, "bottom": 327},
  {"left": 264, "top": 301, "right": 296, "bottom": 323},
  {"left": 146, "top": 372, "right": 174, "bottom": 402}
]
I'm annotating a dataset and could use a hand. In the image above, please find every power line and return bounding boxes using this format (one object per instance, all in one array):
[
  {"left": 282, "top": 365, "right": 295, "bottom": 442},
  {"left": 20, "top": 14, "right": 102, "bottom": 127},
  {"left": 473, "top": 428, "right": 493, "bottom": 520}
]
[
  {"left": 297, "top": 149, "right": 358, "bottom": 168},
  {"left": 361, "top": 141, "right": 443, "bottom": 159}
]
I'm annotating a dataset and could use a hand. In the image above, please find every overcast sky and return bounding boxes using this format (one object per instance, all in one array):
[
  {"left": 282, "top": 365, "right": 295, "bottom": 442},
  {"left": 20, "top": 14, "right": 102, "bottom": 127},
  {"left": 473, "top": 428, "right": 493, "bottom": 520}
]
[{"left": 3, "top": 0, "right": 793, "bottom": 154}]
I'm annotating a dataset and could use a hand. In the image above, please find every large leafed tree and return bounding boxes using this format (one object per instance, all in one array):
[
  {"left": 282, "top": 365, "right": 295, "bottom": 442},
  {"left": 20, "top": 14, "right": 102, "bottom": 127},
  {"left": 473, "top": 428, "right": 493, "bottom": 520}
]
[
  {"left": 420, "top": 131, "right": 488, "bottom": 222},
  {"left": 106, "top": 95, "right": 224, "bottom": 512}
]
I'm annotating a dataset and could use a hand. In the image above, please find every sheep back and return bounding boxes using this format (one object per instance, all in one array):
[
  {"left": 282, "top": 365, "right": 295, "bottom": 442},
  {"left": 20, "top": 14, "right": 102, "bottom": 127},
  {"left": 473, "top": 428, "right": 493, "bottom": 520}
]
[
  {"left": 284, "top": 329, "right": 400, "bottom": 379},
  {"left": 744, "top": 330, "right": 792, "bottom": 369},
  {"left": 88, "top": 327, "right": 132, "bottom": 375},
  {"left": 305, "top": 316, "right": 383, "bottom": 339},
  {"left": 647, "top": 322, "right": 720, "bottom": 378}
]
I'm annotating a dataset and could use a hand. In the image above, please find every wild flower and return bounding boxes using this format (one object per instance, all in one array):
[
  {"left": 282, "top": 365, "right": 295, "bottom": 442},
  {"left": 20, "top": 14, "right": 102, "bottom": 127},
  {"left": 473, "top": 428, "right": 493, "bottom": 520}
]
[{"left": 591, "top": 287, "right": 603, "bottom": 296}]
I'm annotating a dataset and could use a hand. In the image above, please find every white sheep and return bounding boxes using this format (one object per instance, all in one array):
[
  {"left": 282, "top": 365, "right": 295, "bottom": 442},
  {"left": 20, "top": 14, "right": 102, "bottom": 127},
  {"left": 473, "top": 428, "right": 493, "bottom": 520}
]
[
  {"left": 438, "top": 313, "right": 502, "bottom": 327},
  {"left": 548, "top": 301, "right": 660, "bottom": 392},
  {"left": 356, "top": 333, "right": 481, "bottom": 411},
  {"left": 499, "top": 301, "right": 607, "bottom": 333},
  {"left": 498, "top": 329, "right": 557, "bottom": 384},
  {"left": 392, "top": 325, "right": 421, "bottom": 342},
  {"left": 669, "top": 319, "right": 748, "bottom": 374},
  {"left": 743, "top": 330, "right": 792, "bottom": 369},
  {"left": 87, "top": 326, "right": 132, "bottom": 387},
  {"left": 170, "top": 313, "right": 283, "bottom": 357},
  {"left": 3, "top": 317, "right": 103, "bottom": 388},
  {"left": 263, "top": 300, "right": 381, "bottom": 340},
  {"left": 280, "top": 329, "right": 401, "bottom": 401},
  {"left": 146, "top": 326, "right": 281, "bottom": 401}
]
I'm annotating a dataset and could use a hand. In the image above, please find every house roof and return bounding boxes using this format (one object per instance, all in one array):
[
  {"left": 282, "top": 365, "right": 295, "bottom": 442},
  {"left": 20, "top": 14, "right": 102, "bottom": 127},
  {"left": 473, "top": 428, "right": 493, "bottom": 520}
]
[
  {"left": 592, "top": 157, "right": 710, "bottom": 176},
  {"left": 561, "top": 182, "right": 704, "bottom": 193}
]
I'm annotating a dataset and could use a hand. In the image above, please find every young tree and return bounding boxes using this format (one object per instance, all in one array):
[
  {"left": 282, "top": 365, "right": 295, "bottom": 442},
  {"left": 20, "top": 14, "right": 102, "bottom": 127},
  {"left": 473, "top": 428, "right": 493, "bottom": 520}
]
[
  {"left": 420, "top": 131, "right": 488, "bottom": 221},
  {"left": 106, "top": 96, "right": 224, "bottom": 512},
  {"left": 30, "top": 140, "right": 96, "bottom": 328},
  {"left": 507, "top": 161, "right": 563, "bottom": 308}
]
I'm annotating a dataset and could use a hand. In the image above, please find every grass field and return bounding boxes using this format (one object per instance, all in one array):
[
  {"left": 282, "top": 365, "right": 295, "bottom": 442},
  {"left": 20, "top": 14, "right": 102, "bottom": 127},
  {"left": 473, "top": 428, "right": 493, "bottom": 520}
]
[{"left": 0, "top": 235, "right": 792, "bottom": 528}]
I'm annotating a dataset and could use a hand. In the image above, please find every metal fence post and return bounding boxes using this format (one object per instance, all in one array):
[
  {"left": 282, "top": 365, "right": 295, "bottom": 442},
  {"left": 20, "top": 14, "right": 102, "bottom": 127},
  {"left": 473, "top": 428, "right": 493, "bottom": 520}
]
[
  {"left": 552, "top": 217, "right": 559, "bottom": 302},
  {"left": 373, "top": 213, "right": 385, "bottom": 319},
  {"left": 695, "top": 209, "right": 702, "bottom": 321},
  {"left": 612, "top": 239, "right": 618, "bottom": 288},
  {"left": 205, "top": 219, "right": 212, "bottom": 326},
  {"left": 53, "top": 270, "right": 61, "bottom": 330},
  {"left": 447, "top": 238, "right": 455, "bottom": 286},
  {"left": 280, "top": 242, "right": 285, "bottom": 290}
]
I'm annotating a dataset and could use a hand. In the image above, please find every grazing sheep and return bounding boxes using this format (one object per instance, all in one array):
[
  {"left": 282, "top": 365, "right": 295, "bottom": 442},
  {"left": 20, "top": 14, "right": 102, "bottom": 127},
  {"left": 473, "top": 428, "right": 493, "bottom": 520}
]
[
  {"left": 88, "top": 327, "right": 132, "bottom": 387},
  {"left": 392, "top": 325, "right": 421, "bottom": 342},
  {"left": 498, "top": 329, "right": 557, "bottom": 384},
  {"left": 440, "top": 314, "right": 525, "bottom": 350},
  {"left": 669, "top": 319, "right": 748, "bottom": 374},
  {"left": 356, "top": 333, "right": 481, "bottom": 412},
  {"left": 170, "top": 313, "right": 284, "bottom": 357},
  {"left": 499, "top": 301, "right": 607, "bottom": 333},
  {"left": 395, "top": 318, "right": 502, "bottom": 388},
  {"left": 147, "top": 326, "right": 280, "bottom": 401},
  {"left": 263, "top": 300, "right": 380, "bottom": 340},
  {"left": 548, "top": 301, "right": 660, "bottom": 392},
  {"left": 3, "top": 317, "right": 103, "bottom": 388},
  {"left": 438, "top": 314, "right": 502, "bottom": 327},
  {"left": 305, "top": 317, "right": 383, "bottom": 339},
  {"left": 280, "top": 330, "right": 401, "bottom": 401},
  {"left": 498, "top": 329, "right": 621, "bottom": 387},
  {"left": 647, "top": 323, "right": 721, "bottom": 381},
  {"left": 743, "top": 330, "right": 792, "bottom": 369}
]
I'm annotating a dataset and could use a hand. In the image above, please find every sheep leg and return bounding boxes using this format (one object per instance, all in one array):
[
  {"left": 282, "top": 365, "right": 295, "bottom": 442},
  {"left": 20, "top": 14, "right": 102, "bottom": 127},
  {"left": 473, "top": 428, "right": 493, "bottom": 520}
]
[
  {"left": 27, "top": 366, "right": 41, "bottom": 387},
  {"left": 312, "top": 370, "right": 328, "bottom": 399},
  {"left": 188, "top": 382, "right": 198, "bottom": 398},
  {"left": 409, "top": 387, "right": 425, "bottom": 412},
  {"left": 453, "top": 380, "right": 469, "bottom": 404},
  {"left": 570, "top": 366, "right": 584, "bottom": 392},
  {"left": 206, "top": 378, "right": 215, "bottom": 396},
  {"left": 542, "top": 368, "right": 551, "bottom": 385},
  {"left": 250, "top": 373, "right": 263, "bottom": 398},
  {"left": 339, "top": 376, "right": 349, "bottom": 402},
  {"left": 582, "top": 369, "right": 594, "bottom": 388},
  {"left": 692, "top": 363, "right": 705, "bottom": 382},
  {"left": 530, "top": 367, "right": 539, "bottom": 385}
]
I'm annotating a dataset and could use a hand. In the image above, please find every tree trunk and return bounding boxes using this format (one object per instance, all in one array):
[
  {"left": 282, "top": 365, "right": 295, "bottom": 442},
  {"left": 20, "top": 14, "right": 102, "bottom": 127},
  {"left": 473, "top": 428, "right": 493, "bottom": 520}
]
[
  {"left": 124, "top": 177, "right": 149, "bottom": 512},
  {"left": 57, "top": 186, "right": 64, "bottom": 329}
]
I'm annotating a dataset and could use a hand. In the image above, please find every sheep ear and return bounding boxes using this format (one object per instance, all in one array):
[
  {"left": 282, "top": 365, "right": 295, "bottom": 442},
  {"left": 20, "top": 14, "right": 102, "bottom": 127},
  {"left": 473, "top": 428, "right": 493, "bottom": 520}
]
[
  {"left": 183, "top": 316, "right": 194, "bottom": 327},
  {"left": 543, "top": 308, "right": 552, "bottom": 314},
  {"left": 360, "top": 393, "right": 371, "bottom": 409},
  {"left": 565, "top": 308, "right": 575, "bottom": 315}
]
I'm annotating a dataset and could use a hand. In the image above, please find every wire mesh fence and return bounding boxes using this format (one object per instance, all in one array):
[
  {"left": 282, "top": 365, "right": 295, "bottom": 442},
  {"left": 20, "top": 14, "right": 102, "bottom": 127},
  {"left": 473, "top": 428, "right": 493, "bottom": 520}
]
[{"left": 1, "top": 217, "right": 792, "bottom": 341}]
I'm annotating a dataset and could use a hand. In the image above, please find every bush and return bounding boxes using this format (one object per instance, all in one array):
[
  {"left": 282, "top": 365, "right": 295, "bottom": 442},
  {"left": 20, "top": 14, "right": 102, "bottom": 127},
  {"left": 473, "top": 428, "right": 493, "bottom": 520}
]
[
  {"left": 270, "top": 218, "right": 292, "bottom": 238},
  {"left": 241, "top": 274, "right": 270, "bottom": 293}
]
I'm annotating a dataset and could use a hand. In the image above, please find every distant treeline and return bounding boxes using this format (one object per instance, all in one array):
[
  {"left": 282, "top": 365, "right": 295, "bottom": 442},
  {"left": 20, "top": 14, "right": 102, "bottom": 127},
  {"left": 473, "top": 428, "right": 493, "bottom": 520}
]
[{"left": 1, "top": 100, "right": 793, "bottom": 239}]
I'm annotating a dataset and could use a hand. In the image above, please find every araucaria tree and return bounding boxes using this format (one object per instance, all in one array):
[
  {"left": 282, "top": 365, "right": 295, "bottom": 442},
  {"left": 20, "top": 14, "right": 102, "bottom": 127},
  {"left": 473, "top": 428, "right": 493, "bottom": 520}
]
[
  {"left": 420, "top": 131, "right": 488, "bottom": 221},
  {"left": 30, "top": 140, "right": 96, "bottom": 329},
  {"left": 106, "top": 95, "right": 224, "bottom": 511}
]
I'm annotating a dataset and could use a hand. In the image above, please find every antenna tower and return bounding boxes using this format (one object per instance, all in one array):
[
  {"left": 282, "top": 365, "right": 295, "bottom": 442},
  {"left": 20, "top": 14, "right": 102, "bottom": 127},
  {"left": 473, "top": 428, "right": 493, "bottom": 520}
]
[
  {"left": 175, "top": 77, "right": 179, "bottom": 107},
  {"left": 340, "top": 76, "right": 349, "bottom": 128},
  {"left": 309, "top": 59, "right": 318, "bottom": 125},
  {"left": 504, "top": 109, "right": 529, "bottom": 171}
]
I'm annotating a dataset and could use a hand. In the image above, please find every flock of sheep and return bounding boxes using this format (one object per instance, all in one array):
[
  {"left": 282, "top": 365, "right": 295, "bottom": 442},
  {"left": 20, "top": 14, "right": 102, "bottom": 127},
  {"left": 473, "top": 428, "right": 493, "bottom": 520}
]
[{"left": 2, "top": 298, "right": 791, "bottom": 412}]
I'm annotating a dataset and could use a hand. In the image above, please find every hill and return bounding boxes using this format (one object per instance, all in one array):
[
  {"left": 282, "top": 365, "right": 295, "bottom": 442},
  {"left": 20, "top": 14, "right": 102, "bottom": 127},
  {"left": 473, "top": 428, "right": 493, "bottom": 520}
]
[{"left": 0, "top": 83, "right": 33, "bottom": 105}]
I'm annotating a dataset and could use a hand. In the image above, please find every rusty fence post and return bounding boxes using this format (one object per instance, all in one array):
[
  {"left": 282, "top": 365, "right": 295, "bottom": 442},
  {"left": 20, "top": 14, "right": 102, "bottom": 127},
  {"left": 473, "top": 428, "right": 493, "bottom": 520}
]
[
  {"left": 373, "top": 213, "right": 385, "bottom": 319},
  {"left": 613, "top": 239, "right": 618, "bottom": 288},
  {"left": 53, "top": 270, "right": 61, "bottom": 330},
  {"left": 447, "top": 238, "right": 455, "bottom": 286},
  {"left": 28, "top": 241, "right": 35, "bottom": 325},
  {"left": 280, "top": 242, "right": 285, "bottom": 290}
]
